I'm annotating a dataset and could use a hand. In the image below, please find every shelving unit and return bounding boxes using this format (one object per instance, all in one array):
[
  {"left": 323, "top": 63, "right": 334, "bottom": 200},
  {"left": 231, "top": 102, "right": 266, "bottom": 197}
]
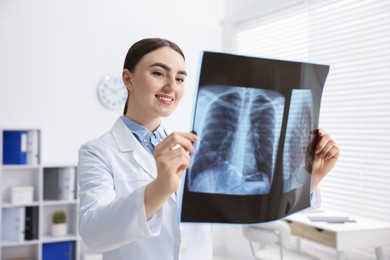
[{"left": 1, "top": 129, "right": 80, "bottom": 260}]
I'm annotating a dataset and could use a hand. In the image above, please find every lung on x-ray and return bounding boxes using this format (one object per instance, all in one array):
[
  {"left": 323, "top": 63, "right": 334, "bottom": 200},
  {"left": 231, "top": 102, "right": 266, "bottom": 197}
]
[
  {"left": 180, "top": 51, "right": 329, "bottom": 223},
  {"left": 283, "top": 89, "right": 314, "bottom": 192}
]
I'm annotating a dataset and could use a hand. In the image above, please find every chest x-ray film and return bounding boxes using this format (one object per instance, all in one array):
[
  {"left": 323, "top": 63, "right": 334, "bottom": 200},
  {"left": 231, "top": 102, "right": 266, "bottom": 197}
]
[{"left": 179, "top": 51, "right": 329, "bottom": 223}]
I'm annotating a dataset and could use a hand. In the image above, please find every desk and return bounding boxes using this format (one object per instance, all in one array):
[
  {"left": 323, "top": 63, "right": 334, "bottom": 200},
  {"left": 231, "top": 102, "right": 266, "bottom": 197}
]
[{"left": 285, "top": 209, "right": 390, "bottom": 260}]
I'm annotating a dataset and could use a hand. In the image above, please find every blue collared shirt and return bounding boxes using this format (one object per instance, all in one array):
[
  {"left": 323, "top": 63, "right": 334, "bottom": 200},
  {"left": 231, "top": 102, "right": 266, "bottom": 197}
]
[{"left": 121, "top": 115, "right": 167, "bottom": 155}]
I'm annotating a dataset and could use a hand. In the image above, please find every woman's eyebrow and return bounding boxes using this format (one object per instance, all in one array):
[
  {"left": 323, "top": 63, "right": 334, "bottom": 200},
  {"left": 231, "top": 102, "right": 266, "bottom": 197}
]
[{"left": 149, "top": 62, "right": 187, "bottom": 76}]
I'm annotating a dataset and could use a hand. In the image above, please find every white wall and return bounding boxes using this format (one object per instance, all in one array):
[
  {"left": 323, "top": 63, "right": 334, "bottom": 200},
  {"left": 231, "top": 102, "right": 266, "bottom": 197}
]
[
  {"left": 224, "top": 0, "right": 303, "bottom": 20},
  {"left": 0, "top": 0, "right": 224, "bottom": 165}
]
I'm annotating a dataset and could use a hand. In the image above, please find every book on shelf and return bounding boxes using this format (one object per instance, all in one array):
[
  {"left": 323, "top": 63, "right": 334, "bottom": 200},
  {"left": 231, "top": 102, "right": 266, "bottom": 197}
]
[
  {"left": 2, "top": 130, "right": 28, "bottom": 165},
  {"left": 58, "top": 167, "right": 76, "bottom": 201},
  {"left": 42, "top": 241, "right": 74, "bottom": 260},
  {"left": 24, "top": 206, "right": 39, "bottom": 240},
  {"left": 1, "top": 207, "right": 26, "bottom": 242},
  {"left": 2, "top": 130, "right": 39, "bottom": 165},
  {"left": 26, "top": 130, "right": 39, "bottom": 165},
  {"left": 44, "top": 167, "right": 76, "bottom": 201}
]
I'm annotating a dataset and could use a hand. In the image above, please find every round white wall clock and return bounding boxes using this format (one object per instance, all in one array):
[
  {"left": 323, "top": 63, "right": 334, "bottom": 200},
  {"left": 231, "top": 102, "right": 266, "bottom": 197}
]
[{"left": 97, "top": 76, "right": 128, "bottom": 110}]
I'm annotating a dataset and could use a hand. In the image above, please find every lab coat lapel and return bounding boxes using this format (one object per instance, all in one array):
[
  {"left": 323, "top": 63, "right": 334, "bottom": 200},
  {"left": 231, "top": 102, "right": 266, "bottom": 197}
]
[{"left": 111, "top": 118, "right": 157, "bottom": 179}]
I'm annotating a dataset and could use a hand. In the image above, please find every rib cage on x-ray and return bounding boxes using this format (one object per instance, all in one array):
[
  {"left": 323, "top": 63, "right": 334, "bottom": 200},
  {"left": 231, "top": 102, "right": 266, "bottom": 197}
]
[
  {"left": 283, "top": 90, "right": 314, "bottom": 192},
  {"left": 188, "top": 85, "right": 285, "bottom": 195}
]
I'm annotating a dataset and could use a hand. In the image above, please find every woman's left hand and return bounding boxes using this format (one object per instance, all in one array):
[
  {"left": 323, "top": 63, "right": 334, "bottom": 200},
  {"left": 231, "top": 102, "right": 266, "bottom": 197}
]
[{"left": 310, "top": 128, "right": 340, "bottom": 190}]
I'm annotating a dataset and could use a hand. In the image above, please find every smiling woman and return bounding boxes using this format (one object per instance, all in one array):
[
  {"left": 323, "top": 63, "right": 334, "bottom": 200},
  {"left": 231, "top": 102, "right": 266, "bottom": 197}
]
[
  {"left": 77, "top": 38, "right": 213, "bottom": 260},
  {"left": 122, "top": 46, "right": 187, "bottom": 130},
  {"left": 121, "top": 39, "right": 186, "bottom": 116}
]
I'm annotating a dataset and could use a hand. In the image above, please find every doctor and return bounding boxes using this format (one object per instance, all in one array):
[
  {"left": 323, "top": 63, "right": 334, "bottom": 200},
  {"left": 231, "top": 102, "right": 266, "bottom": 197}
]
[{"left": 77, "top": 38, "right": 340, "bottom": 260}]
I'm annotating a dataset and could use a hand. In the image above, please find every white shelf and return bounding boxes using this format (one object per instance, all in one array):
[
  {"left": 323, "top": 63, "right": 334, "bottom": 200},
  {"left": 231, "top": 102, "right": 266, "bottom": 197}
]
[
  {"left": 41, "top": 235, "right": 79, "bottom": 243},
  {"left": 1, "top": 240, "right": 40, "bottom": 247},
  {"left": 1, "top": 128, "right": 80, "bottom": 259},
  {"left": 2, "top": 202, "right": 40, "bottom": 208},
  {"left": 43, "top": 200, "right": 79, "bottom": 206},
  {"left": 2, "top": 165, "right": 41, "bottom": 170}
]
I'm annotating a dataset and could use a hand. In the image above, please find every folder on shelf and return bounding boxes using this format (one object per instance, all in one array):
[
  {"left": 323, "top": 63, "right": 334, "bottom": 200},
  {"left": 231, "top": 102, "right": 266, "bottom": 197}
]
[
  {"left": 42, "top": 241, "right": 74, "bottom": 260},
  {"left": 1, "top": 207, "right": 26, "bottom": 242},
  {"left": 25, "top": 206, "right": 39, "bottom": 240},
  {"left": 26, "top": 130, "right": 39, "bottom": 165},
  {"left": 44, "top": 167, "right": 76, "bottom": 201},
  {"left": 3, "top": 130, "right": 28, "bottom": 165},
  {"left": 58, "top": 168, "right": 76, "bottom": 201}
]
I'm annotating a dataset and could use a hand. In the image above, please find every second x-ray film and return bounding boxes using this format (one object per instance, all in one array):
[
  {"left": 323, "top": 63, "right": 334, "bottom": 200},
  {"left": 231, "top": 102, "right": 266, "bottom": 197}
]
[{"left": 179, "top": 51, "right": 329, "bottom": 223}]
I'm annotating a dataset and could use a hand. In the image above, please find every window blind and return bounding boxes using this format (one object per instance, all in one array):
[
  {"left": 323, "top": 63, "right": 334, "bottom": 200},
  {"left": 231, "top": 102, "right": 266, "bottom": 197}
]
[{"left": 232, "top": 1, "right": 390, "bottom": 257}]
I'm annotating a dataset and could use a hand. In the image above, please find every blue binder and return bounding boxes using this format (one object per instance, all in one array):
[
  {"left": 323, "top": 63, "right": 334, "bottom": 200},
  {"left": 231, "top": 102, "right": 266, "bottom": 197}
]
[
  {"left": 3, "top": 130, "right": 28, "bottom": 164},
  {"left": 42, "top": 241, "right": 73, "bottom": 260}
]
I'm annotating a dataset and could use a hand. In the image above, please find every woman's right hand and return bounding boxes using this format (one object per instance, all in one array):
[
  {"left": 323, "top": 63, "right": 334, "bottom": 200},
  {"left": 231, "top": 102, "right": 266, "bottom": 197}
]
[
  {"left": 144, "top": 131, "right": 198, "bottom": 218},
  {"left": 154, "top": 131, "right": 198, "bottom": 194}
]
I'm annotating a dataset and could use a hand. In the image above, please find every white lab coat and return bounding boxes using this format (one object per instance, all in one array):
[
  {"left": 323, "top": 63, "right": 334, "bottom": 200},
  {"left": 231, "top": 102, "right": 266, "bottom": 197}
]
[{"left": 77, "top": 118, "right": 213, "bottom": 260}]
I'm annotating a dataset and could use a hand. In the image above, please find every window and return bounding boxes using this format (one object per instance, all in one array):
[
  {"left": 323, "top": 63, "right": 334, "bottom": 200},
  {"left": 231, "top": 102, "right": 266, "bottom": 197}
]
[{"left": 230, "top": 0, "right": 390, "bottom": 257}]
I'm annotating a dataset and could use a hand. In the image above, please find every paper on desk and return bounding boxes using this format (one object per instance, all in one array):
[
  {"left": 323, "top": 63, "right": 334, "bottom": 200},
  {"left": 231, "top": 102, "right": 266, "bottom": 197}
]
[
  {"left": 179, "top": 51, "right": 330, "bottom": 224},
  {"left": 308, "top": 216, "right": 356, "bottom": 223}
]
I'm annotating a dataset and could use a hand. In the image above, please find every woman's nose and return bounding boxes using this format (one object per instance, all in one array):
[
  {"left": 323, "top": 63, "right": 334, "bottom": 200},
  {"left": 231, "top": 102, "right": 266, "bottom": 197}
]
[{"left": 163, "top": 76, "right": 176, "bottom": 91}]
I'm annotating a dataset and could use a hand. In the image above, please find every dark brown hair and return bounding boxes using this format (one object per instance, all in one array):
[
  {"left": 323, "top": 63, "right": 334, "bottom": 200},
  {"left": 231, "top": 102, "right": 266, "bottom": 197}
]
[{"left": 122, "top": 38, "right": 185, "bottom": 114}]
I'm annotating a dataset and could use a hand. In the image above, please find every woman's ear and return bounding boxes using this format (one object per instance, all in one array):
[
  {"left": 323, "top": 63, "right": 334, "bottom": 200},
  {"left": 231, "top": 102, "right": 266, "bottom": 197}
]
[{"left": 122, "top": 69, "right": 133, "bottom": 91}]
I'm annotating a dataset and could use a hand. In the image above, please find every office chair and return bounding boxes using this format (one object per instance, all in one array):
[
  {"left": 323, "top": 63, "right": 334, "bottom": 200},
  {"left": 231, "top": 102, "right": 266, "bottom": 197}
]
[{"left": 242, "top": 221, "right": 319, "bottom": 260}]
